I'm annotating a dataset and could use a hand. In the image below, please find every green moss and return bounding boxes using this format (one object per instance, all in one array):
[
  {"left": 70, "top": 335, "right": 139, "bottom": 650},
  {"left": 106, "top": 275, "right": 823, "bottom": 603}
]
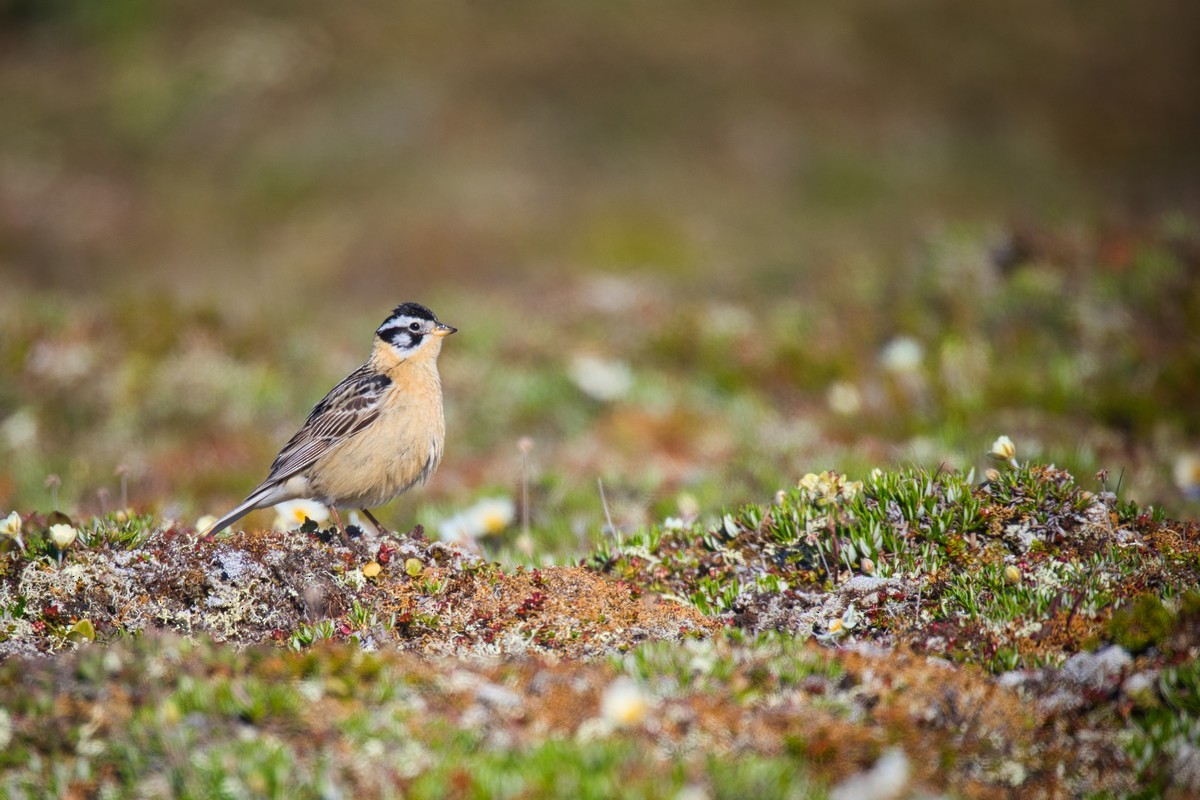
[
  {"left": 1178, "top": 588, "right": 1200, "bottom": 618},
  {"left": 1109, "top": 594, "right": 1175, "bottom": 654},
  {"left": 409, "top": 733, "right": 826, "bottom": 800},
  {"left": 1127, "top": 659, "right": 1200, "bottom": 798}
]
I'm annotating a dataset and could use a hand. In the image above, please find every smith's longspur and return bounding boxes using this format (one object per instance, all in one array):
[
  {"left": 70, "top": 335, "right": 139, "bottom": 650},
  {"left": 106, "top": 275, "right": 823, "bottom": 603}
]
[{"left": 203, "top": 302, "right": 456, "bottom": 536}]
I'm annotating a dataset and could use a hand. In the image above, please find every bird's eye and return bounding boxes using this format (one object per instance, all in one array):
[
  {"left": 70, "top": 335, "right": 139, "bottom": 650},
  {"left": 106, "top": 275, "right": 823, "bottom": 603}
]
[{"left": 408, "top": 322, "right": 421, "bottom": 333}]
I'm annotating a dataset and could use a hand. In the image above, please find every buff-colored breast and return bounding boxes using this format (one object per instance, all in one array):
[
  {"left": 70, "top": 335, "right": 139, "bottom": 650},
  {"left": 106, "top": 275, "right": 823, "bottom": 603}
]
[{"left": 306, "top": 359, "right": 445, "bottom": 509}]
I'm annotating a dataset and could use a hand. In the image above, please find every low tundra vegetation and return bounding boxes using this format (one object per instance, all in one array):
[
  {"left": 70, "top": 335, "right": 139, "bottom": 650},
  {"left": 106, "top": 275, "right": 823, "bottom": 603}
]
[{"left": 1, "top": 457, "right": 1198, "bottom": 797}]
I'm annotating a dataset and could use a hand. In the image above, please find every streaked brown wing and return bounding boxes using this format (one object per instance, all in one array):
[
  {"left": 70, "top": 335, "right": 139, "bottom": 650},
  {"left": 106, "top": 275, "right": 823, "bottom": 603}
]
[{"left": 262, "top": 366, "right": 392, "bottom": 484}]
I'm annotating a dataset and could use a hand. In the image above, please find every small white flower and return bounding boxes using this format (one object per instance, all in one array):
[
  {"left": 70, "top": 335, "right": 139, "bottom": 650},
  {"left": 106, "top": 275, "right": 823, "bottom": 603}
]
[
  {"left": 49, "top": 523, "right": 77, "bottom": 549},
  {"left": 195, "top": 514, "right": 217, "bottom": 532},
  {"left": 990, "top": 435, "right": 1016, "bottom": 460},
  {"left": 0, "top": 511, "right": 21, "bottom": 538},
  {"left": 826, "top": 381, "right": 862, "bottom": 416},
  {"left": 470, "top": 496, "right": 515, "bottom": 536},
  {"left": 600, "top": 677, "right": 651, "bottom": 727},
  {"left": 1173, "top": 452, "right": 1200, "bottom": 501},
  {"left": 840, "top": 603, "right": 859, "bottom": 630},
  {"left": 1, "top": 407, "right": 38, "bottom": 449},
  {"left": 879, "top": 336, "right": 923, "bottom": 374},
  {"left": 798, "top": 471, "right": 861, "bottom": 504},
  {"left": 569, "top": 355, "right": 633, "bottom": 402},
  {"left": 439, "top": 514, "right": 471, "bottom": 545},
  {"left": 663, "top": 516, "right": 685, "bottom": 531},
  {"left": 438, "top": 496, "right": 515, "bottom": 543},
  {"left": 676, "top": 493, "right": 699, "bottom": 521},
  {"left": 26, "top": 340, "right": 95, "bottom": 383},
  {"left": 272, "top": 499, "right": 330, "bottom": 531},
  {"left": 830, "top": 748, "right": 910, "bottom": 800},
  {"left": 515, "top": 532, "right": 535, "bottom": 557},
  {"left": 989, "top": 435, "right": 1018, "bottom": 467},
  {"left": 827, "top": 604, "right": 859, "bottom": 635}
]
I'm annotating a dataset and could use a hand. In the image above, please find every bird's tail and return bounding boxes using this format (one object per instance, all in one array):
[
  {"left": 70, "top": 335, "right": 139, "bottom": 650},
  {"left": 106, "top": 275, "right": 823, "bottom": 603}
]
[{"left": 201, "top": 485, "right": 278, "bottom": 536}]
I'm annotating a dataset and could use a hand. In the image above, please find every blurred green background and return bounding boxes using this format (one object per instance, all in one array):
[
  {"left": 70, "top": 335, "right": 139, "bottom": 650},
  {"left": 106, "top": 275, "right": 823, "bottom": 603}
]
[{"left": 2, "top": 0, "right": 1198, "bottom": 556}]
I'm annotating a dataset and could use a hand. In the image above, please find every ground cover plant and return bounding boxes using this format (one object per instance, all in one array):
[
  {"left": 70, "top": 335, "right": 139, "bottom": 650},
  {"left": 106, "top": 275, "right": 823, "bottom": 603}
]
[{"left": 1, "top": 455, "right": 1198, "bottom": 797}]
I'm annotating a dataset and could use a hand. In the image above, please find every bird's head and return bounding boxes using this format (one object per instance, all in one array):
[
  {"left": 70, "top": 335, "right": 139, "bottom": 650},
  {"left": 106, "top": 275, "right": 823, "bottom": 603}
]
[{"left": 374, "top": 302, "right": 456, "bottom": 363}]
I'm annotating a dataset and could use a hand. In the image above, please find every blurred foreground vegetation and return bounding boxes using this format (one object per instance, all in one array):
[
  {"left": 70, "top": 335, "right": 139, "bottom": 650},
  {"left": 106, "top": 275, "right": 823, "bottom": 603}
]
[{"left": 2, "top": 460, "right": 1200, "bottom": 796}]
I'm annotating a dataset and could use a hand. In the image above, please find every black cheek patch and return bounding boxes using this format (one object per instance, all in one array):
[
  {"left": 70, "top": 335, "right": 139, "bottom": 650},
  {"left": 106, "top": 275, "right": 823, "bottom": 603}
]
[{"left": 381, "top": 329, "right": 422, "bottom": 350}]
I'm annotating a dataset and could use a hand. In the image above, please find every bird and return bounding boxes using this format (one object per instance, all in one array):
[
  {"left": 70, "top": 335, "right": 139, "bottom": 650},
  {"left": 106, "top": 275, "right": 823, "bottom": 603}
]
[{"left": 203, "top": 302, "right": 456, "bottom": 537}]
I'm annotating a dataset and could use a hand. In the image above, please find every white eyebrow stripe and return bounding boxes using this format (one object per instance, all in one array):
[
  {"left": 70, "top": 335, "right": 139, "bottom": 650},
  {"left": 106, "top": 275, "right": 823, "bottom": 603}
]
[
  {"left": 378, "top": 323, "right": 421, "bottom": 336},
  {"left": 377, "top": 317, "right": 427, "bottom": 334}
]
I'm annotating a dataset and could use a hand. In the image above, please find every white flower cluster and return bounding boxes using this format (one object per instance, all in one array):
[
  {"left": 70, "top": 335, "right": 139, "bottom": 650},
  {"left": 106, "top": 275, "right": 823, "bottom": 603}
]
[
  {"left": 438, "top": 496, "right": 515, "bottom": 545},
  {"left": 797, "top": 471, "right": 863, "bottom": 506},
  {"left": 989, "top": 435, "right": 1018, "bottom": 468},
  {"left": 272, "top": 499, "right": 330, "bottom": 531},
  {"left": 569, "top": 355, "right": 633, "bottom": 402},
  {"left": 2, "top": 510, "right": 77, "bottom": 553},
  {"left": 49, "top": 523, "right": 77, "bottom": 549},
  {"left": 0, "top": 511, "right": 21, "bottom": 540}
]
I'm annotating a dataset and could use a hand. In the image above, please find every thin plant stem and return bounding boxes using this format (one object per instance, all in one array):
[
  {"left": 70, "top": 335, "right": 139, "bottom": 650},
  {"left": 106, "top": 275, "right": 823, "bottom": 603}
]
[
  {"left": 117, "top": 465, "right": 129, "bottom": 509},
  {"left": 521, "top": 452, "right": 530, "bottom": 540},
  {"left": 598, "top": 478, "right": 616, "bottom": 538}
]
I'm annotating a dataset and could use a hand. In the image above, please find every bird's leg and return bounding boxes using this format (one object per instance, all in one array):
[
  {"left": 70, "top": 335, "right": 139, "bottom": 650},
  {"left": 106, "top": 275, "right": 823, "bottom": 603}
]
[
  {"left": 360, "top": 508, "right": 389, "bottom": 535},
  {"left": 329, "top": 507, "right": 350, "bottom": 543}
]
